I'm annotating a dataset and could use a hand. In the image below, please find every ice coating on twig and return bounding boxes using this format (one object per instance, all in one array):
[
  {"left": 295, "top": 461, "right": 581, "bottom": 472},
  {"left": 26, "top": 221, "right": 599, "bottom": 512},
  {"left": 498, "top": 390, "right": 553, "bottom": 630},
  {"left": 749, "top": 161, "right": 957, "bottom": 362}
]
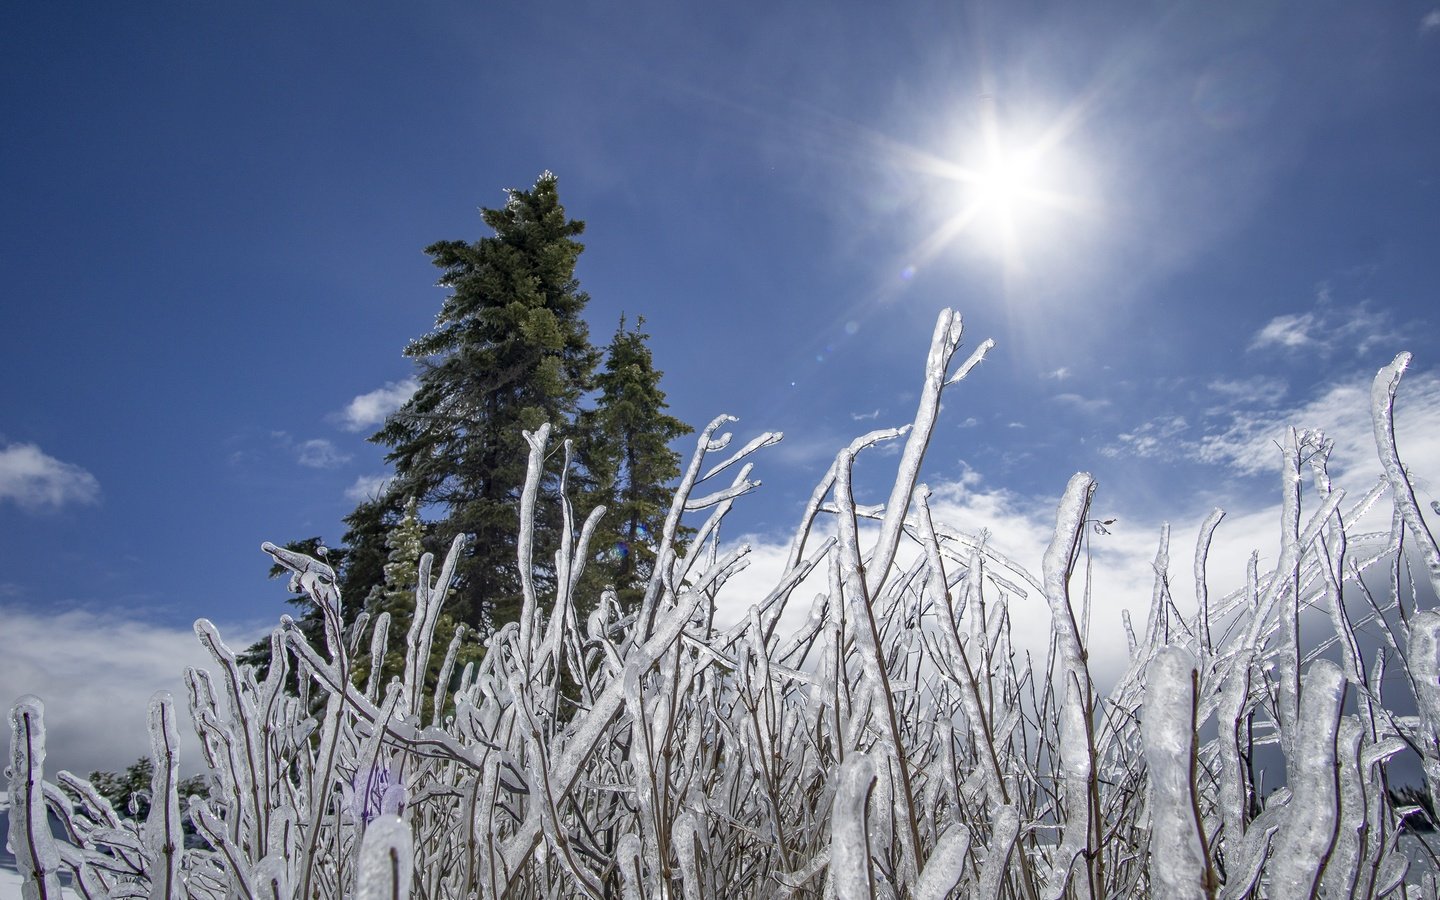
[
  {"left": 356, "top": 815, "right": 412, "bottom": 900},
  {"left": 8, "top": 696, "right": 64, "bottom": 900},
  {"left": 1142, "top": 647, "right": 1211, "bottom": 899},
  {"left": 1268, "top": 659, "right": 1345, "bottom": 898},
  {"left": 145, "top": 691, "right": 183, "bottom": 900},
  {"left": 830, "top": 754, "right": 876, "bottom": 900}
]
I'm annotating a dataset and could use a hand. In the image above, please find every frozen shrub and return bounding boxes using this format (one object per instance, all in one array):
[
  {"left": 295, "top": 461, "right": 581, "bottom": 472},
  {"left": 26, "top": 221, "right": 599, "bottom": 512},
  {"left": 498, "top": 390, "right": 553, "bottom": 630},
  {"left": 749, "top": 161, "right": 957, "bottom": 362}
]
[{"left": 8, "top": 310, "right": 1440, "bottom": 897}]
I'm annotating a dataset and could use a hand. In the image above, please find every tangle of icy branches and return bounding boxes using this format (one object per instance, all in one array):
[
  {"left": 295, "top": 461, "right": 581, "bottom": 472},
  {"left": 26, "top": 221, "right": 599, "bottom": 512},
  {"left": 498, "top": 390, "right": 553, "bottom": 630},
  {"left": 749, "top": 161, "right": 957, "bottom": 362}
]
[{"left": 9, "top": 310, "right": 1440, "bottom": 898}]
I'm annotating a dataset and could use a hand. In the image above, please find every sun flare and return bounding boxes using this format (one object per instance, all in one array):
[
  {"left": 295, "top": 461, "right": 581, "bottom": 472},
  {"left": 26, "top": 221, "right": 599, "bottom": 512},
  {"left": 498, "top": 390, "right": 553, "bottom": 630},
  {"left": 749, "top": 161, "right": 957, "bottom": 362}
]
[{"left": 907, "top": 93, "right": 1090, "bottom": 278}]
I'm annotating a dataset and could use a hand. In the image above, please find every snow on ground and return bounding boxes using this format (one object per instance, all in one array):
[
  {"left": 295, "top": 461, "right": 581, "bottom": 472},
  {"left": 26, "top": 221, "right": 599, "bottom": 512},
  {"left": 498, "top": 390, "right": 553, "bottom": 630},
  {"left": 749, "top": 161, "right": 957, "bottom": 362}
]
[{"left": 0, "top": 866, "right": 75, "bottom": 899}]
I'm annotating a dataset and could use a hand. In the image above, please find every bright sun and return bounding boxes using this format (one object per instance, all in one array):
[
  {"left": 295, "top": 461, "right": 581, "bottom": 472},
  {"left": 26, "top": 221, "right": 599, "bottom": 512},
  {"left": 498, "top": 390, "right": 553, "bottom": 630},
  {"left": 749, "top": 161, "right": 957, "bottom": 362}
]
[
  {"left": 972, "top": 146, "right": 1038, "bottom": 219},
  {"left": 912, "top": 94, "right": 1086, "bottom": 277}
]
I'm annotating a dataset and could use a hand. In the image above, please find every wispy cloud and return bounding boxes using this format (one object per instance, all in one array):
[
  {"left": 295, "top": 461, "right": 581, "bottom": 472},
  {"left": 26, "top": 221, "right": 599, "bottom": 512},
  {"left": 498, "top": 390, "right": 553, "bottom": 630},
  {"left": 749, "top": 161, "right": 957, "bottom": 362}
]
[
  {"left": 271, "top": 432, "right": 352, "bottom": 469},
  {"left": 1044, "top": 367, "right": 1072, "bottom": 381},
  {"left": 297, "top": 438, "right": 351, "bottom": 469},
  {"left": 345, "top": 473, "right": 393, "bottom": 502},
  {"left": 1206, "top": 376, "right": 1288, "bottom": 411},
  {"left": 1107, "top": 368, "right": 1440, "bottom": 483},
  {"left": 1195, "top": 369, "right": 1440, "bottom": 479},
  {"left": 0, "top": 442, "right": 100, "bottom": 511},
  {"left": 338, "top": 378, "right": 418, "bottom": 432},
  {"left": 1052, "top": 392, "right": 1111, "bottom": 416},
  {"left": 1422, "top": 10, "right": 1440, "bottom": 33},
  {"left": 1249, "top": 312, "right": 1318, "bottom": 351},
  {"left": 1104, "top": 414, "right": 1190, "bottom": 461},
  {"left": 1249, "top": 291, "right": 1402, "bottom": 357},
  {"left": 851, "top": 409, "right": 881, "bottom": 421}
]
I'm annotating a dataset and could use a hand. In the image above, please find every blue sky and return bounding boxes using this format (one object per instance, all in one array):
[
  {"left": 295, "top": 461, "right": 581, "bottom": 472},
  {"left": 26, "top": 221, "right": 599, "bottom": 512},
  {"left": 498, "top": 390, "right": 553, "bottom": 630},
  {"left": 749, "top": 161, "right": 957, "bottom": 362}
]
[{"left": 3, "top": 2, "right": 1440, "bottom": 774}]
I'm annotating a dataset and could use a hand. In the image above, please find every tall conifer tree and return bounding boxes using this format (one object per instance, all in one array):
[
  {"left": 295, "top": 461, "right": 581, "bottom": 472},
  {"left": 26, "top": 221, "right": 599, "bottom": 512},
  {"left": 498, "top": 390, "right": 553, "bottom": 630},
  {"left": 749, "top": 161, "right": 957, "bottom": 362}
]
[
  {"left": 374, "top": 173, "right": 599, "bottom": 633},
  {"left": 584, "top": 315, "right": 692, "bottom": 608}
]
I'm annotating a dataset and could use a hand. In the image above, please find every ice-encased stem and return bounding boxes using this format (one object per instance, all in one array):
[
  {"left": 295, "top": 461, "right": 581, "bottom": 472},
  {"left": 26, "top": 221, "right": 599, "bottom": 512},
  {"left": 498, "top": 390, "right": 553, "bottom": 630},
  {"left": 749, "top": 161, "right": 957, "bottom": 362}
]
[
  {"left": 356, "top": 815, "right": 413, "bottom": 900},
  {"left": 976, "top": 805, "right": 1020, "bottom": 899},
  {"left": 145, "top": 691, "right": 184, "bottom": 900},
  {"left": 1407, "top": 610, "right": 1440, "bottom": 824},
  {"left": 1371, "top": 352, "right": 1440, "bottom": 600},
  {"left": 1268, "top": 659, "right": 1346, "bottom": 899},
  {"left": 7, "top": 695, "right": 64, "bottom": 900},
  {"left": 830, "top": 753, "right": 877, "bottom": 900},
  {"left": 912, "top": 824, "right": 971, "bottom": 900},
  {"left": 1142, "top": 647, "right": 1214, "bottom": 899}
]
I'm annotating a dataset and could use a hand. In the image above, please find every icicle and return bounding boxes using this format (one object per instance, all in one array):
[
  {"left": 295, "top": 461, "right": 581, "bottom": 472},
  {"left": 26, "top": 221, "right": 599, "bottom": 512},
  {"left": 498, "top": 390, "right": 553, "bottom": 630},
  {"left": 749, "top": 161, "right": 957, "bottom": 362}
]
[
  {"left": 1043, "top": 472, "right": 1096, "bottom": 699},
  {"left": 252, "top": 854, "right": 291, "bottom": 900},
  {"left": 1320, "top": 717, "right": 1365, "bottom": 898},
  {"left": 1215, "top": 659, "right": 1252, "bottom": 853},
  {"left": 1219, "top": 790, "right": 1289, "bottom": 900},
  {"left": 672, "top": 811, "right": 704, "bottom": 900},
  {"left": 366, "top": 611, "right": 390, "bottom": 702},
  {"left": 1195, "top": 508, "right": 1225, "bottom": 652},
  {"left": 1045, "top": 677, "right": 1096, "bottom": 900}
]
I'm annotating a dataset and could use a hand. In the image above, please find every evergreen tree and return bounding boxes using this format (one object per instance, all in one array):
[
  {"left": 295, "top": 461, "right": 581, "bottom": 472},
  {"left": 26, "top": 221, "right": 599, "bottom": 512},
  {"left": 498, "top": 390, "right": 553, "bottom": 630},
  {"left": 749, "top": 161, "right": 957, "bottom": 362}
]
[
  {"left": 336, "top": 495, "right": 398, "bottom": 609},
  {"left": 584, "top": 315, "right": 692, "bottom": 608},
  {"left": 351, "top": 496, "right": 474, "bottom": 695},
  {"left": 373, "top": 173, "right": 600, "bottom": 634},
  {"left": 89, "top": 757, "right": 208, "bottom": 836}
]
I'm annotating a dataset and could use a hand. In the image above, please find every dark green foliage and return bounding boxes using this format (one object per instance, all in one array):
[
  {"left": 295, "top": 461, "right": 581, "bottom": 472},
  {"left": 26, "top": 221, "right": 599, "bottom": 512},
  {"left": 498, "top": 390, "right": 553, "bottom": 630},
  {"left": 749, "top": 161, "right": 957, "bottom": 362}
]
[
  {"left": 373, "top": 172, "right": 600, "bottom": 633},
  {"left": 89, "top": 757, "right": 207, "bottom": 830},
  {"left": 351, "top": 496, "right": 479, "bottom": 695},
  {"left": 337, "top": 496, "right": 399, "bottom": 608},
  {"left": 582, "top": 315, "right": 692, "bottom": 608}
]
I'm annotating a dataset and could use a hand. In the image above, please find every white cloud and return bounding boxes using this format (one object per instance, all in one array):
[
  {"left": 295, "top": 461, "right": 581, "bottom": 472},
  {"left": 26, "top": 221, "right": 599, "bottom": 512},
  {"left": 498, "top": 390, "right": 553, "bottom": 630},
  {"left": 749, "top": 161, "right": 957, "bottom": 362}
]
[
  {"left": 1052, "top": 392, "right": 1112, "bottom": 416},
  {"left": 1249, "top": 295, "right": 1401, "bottom": 357},
  {"left": 851, "top": 409, "right": 881, "bottom": 421},
  {"left": 1101, "top": 365, "right": 1440, "bottom": 511},
  {"left": 1045, "top": 367, "right": 1072, "bottom": 381},
  {"left": 345, "top": 473, "right": 394, "bottom": 502},
  {"left": 338, "top": 378, "right": 419, "bottom": 432},
  {"left": 1422, "top": 10, "right": 1440, "bottom": 33},
  {"left": 1206, "top": 376, "right": 1288, "bottom": 410},
  {"left": 958, "top": 417, "right": 979, "bottom": 428},
  {"left": 0, "top": 443, "right": 100, "bottom": 511},
  {"left": 1105, "top": 415, "right": 1190, "bottom": 460},
  {"left": 0, "top": 606, "right": 267, "bottom": 777},
  {"left": 1249, "top": 312, "right": 1318, "bottom": 351},
  {"left": 297, "top": 438, "right": 351, "bottom": 469},
  {"left": 1195, "top": 368, "right": 1440, "bottom": 481}
]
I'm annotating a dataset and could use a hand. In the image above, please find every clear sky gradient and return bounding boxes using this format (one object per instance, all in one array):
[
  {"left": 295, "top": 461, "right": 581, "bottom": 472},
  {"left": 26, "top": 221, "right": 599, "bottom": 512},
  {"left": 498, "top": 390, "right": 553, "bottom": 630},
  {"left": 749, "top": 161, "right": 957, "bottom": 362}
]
[{"left": 4, "top": 2, "right": 1440, "bottom": 774}]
